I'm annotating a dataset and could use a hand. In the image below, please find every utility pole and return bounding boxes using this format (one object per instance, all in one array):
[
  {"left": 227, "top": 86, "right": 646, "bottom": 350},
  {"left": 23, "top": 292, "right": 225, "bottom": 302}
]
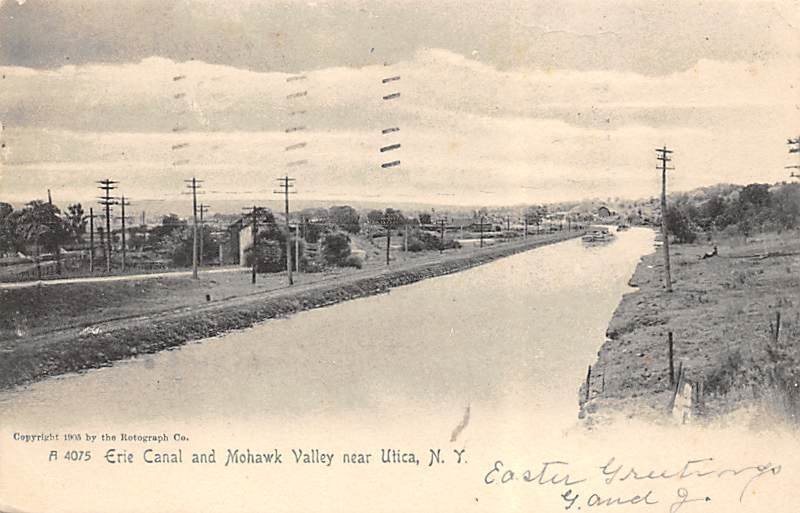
[
  {"left": 115, "top": 195, "right": 132, "bottom": 272},
  {"left": 295, "top": 223, "right": 301, "bottom": 273},
  {"left": 385, "top": 223, "right": 392, "bottom": 265},
  {"left": 656, "top": 146, "right": 673, "bottom": 292},
  {"left": 198, "top": 203, "right": 210, "bottom": 267},
  {"left": 524, "top": 217, "right": 528, "bottom": 239},
  {"left": 788, "top": 136, "right": 800, "bottom": 179},
  {"left": 184, "top": 178, "right": 203, "bottom": 279},
  {"left": 242, "top": 206, "right": 262, "bottom": 284},
  {"left": 46, "top": 189, "right": 62, "bottom": 275},
  {"left": 438, "top": 216, "right": 448, "bottom": 253},
  {"left": 86, "top": 208, "right": 98, "bottom": 273},
  {"left": 480, "top": 215, "right": 485, "bottom": 248},
  {"left": 275, "top": 176, "right": 296, "bottom": 285},
  {"left": 97, "top": 179, "right": 118, "bottom": 273}
]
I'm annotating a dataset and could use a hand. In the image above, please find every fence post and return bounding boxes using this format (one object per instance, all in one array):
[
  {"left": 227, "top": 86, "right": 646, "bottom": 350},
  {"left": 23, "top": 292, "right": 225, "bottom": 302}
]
[
  {"left": 668, "top": 331, "right": 675, "bottom": 386},
  {"left": 585, "top": 365, "right": 592, "bottom": 402}
]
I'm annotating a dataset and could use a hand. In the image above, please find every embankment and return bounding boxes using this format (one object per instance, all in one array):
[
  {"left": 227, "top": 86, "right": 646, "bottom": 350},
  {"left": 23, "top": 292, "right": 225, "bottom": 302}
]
[
  {"left": 581, "top": 232, "right": 800, "bottom": 426},
  {"left": 0, "top": 232, "right": 579, "bottom": 391}
]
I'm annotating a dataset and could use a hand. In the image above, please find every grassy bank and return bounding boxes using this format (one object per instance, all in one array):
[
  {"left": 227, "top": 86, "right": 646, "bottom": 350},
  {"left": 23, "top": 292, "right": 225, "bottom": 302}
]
[
  {"left": 582, "top": 230, "right": 800, "bottom": 426},
  {"left": 0, "top": 231, "right": 579, "bottom": 391}
]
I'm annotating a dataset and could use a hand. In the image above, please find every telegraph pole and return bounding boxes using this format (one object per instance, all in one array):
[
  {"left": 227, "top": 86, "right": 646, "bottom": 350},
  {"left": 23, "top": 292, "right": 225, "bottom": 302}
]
[
  {"left": 656, "top": 146, "right": 673, "bottom": 292},
  {"left": 46, "top": 190, "right": 62, "bottom": 275},
  {"left": 275, "top": 176, "right": 296, "bottom": 285},
  {"left": 788, "top": 136, "right": 800, "bottom": 179},
  {"left": 97, "top": 179, "right": 118, "bottom": 273},
  {"left": 86, "top": 208, "right": 99, "bottom": 273},
  {"left": 295, "top": 223, "right": 301, "bottom": 273},
  {"left": 524, "top": 216, "right": 528, "bottom": 239},
  {"left": 242, "top": 206, "right": 263, "bottom": 284},
  {"left": 385, "top": 222, "right": 392, "bottom": 265},
  {"left": 438, "top": 216, "right": 448, "bottom": 253},
  {"left": 480, "top": 215, "right": 485, "bottom": 248},
  {"left": 184, "top": 178, "right": 203, "bottom": 279},
  {"left": 198, "top": 203, "right": 210, "bottom": 267},
  {"left": 116, "top": 195, "right": 131, "bottom": 272}
]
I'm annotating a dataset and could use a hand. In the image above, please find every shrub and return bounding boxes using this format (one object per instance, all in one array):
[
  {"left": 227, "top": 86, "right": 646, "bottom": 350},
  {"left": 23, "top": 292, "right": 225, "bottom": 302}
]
[
  {"left": 322, "top": 232, "right": 351, "bottom": 266},
  {"left": 343, "top": 255, "right": 363, "bottom": 269},
  {"left": 406, "top": 238, "right": 425, "bottom": 252}
]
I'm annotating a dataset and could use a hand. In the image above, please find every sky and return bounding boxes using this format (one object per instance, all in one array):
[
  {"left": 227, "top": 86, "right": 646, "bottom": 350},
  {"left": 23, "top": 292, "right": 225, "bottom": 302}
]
[{"left": 0, "top": 0, "right": 799, "bottom": 208}]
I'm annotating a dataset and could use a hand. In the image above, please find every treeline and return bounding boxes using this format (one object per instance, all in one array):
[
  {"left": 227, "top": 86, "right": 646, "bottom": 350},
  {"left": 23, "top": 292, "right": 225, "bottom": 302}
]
[
  {"left": 0, "top": 200, "right": 84, "bottom": 257},
  {"left": 667, "top": 182, "right": 800, "bottom": 243}
]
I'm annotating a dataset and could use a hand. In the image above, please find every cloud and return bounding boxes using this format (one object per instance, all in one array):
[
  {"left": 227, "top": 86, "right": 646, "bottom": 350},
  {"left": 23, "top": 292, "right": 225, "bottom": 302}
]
[
  {"left": 1, "top": 0, "right": 798, "bottom": 74},
  {"left": 1, "top": 48, "right": 798, "bottom": 206}
]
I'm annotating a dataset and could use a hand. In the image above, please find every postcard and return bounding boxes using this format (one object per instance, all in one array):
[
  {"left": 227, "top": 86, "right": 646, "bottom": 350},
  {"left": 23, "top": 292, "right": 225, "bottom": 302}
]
[{"left": 0, "top": 1, "right": 799, "bottom": 511}]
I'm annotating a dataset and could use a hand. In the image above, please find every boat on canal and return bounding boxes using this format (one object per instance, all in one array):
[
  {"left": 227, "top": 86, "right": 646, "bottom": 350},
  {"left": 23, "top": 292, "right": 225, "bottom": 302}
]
[{"left": 582, "top": 227, "right": 616, "bottom": 244}]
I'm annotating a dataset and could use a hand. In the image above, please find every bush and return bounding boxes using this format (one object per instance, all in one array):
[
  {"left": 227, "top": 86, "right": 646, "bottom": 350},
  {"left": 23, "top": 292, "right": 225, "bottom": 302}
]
[
  {"left": 322, "top": 232, "right": 351, "bottom": 266},
  {"left": 343, "top": 255, "right": 363, "bottom": 269},
  {"left": 666, "top": 206, "right": 697, "bottom": 243},
  {"left": 406, "top": 238, "right": 425, "bottom": 252}
]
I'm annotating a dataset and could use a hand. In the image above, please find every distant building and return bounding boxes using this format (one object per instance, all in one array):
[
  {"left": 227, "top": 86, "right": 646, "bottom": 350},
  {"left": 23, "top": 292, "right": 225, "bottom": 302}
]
[{"left": 597, "top": 206, "right": 613, "bottom": 218}]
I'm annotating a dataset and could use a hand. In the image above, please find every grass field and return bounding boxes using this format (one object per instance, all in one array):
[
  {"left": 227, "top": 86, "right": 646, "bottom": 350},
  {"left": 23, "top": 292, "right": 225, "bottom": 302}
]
[{"left": 584, "top": 230, "right": 800, "bottom": 426}]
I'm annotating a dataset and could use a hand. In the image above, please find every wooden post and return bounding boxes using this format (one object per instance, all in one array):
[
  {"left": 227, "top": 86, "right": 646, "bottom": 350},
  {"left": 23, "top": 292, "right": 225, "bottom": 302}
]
[
  {"left": 668, "top": 331, "right": 675, "bottom": 386},
  {"left": 251, "top": 206, "right": 257, "bottom": 285},
  {"left": 775, "top": 311, "right": 781, "bottom": 343},
  {"left": 656, "top": 146, "right": 673, "bottom": 292},
  {"left": 295, "top": 224, "right": 300, "bottom": 273},
  {"left": 385, "top": 226, "right": 391, "bottom": 266},
  {"left": 585, "top": 365, "right": 592, "bottom": 402},
  {"left": 89, "top": 207, "right": 95, "bottom": 273}
]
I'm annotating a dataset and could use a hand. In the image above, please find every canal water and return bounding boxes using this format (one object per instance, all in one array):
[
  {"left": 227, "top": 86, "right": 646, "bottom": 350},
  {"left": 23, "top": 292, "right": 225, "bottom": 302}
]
[{"left": 0, "top": 227, "right": 794, "bottom": 513}]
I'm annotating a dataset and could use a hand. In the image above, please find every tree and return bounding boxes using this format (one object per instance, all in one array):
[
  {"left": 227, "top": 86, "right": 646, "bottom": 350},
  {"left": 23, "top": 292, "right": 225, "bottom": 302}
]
[
  {"left": 381, "top": 208, "right": 405, "bottom": 230},
  {"left": 524, "top": 205, "right": 546, "bottom": 225},
  {"left": 322, "top": 232, "right": 351, "bottom": 266},
  {"left": 328, "top": 205, "right": 360, "bottom": 233},
  {"left": 149, "top": 214, "right": 187, "bottom": 245},
  {"left": 698, "top": 195, "right": 727, "bottom": 230},
  {"left": 771, "top": 183, "right": 800, "bottom": 230},
  {"left": 418, "top": 212, "right": 432, "bottom": 225},
  {"left": 366, "top": 209, "right": 384, "bottom": 225},
  {"left": 0, "top": 202, "right": 16, "bottom": 255},
  {"left": 66, "top": 203, "right": 86, "bottom": 241},
  {"left": 739, "top": 183, "right": 771, "bottom": 209},
  {"left": 15, "top": 201, "right": 71, "bottom": 272},
  {"left": 665, "top": 205, "right": 697, "bottom": 243}
]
